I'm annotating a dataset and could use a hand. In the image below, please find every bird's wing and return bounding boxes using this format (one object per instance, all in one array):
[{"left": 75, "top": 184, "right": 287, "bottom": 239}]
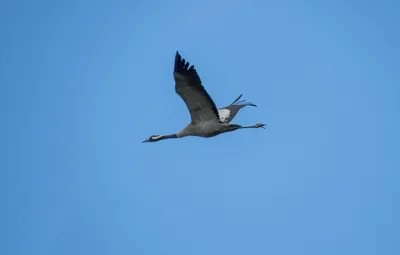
[
  {"left": 218, "top": 94, "right": 257, "bottom": 123},
  {"left": 174, "top": 51, "right": 220, "bottom": 124}
]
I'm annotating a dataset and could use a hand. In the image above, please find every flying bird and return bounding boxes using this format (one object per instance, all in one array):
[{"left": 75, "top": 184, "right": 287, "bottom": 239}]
[{"left": 142, "top": 51, "right": 266, "bottom": 143}]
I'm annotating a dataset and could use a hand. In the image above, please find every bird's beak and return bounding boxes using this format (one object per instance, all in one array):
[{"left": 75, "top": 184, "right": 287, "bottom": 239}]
[{"left": 142, "top": 139, "right": 149, "bottom": 143}]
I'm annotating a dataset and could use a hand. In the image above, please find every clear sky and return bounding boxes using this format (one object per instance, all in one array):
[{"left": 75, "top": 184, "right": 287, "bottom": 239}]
[{"left": 1, "top": 0, "right": 399, "bottom": 254}]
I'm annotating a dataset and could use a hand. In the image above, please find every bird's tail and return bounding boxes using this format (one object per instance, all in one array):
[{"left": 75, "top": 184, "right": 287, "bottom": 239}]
[{"left": 230, "top": 94, "right": 257, "bottom": 107}]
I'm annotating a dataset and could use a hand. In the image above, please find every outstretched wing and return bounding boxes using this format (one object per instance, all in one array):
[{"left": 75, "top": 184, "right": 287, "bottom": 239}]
[
  {"left": 218, "top": 94, "right": 257, "bottom": 123},
  {"left": 174, "top": 51, "right": 220, "bottom": 124}
]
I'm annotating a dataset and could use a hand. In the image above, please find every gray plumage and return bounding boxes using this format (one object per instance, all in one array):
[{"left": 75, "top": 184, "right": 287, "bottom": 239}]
[
  {"left": 142, "top": 51, "right": 265, "bottom": 143},
  {"left": 218, "top": 94, "right": 257, "bottom": 124},
  {"left": 174, "top": 52, "right": 219, "bottom": 125}
]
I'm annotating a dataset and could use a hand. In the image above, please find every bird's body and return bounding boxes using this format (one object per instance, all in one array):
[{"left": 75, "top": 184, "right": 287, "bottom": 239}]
[
  {"left": 178, "top": 121, "right": 241, "bottom": 138},
  {"left": 142, "top": 51, "right": 265, "bottom": 143}
]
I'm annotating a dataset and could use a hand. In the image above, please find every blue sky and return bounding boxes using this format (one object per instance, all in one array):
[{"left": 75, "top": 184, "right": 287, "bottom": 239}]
[{"left": 1, "top": 0, "right": 399, "bottom": 254}]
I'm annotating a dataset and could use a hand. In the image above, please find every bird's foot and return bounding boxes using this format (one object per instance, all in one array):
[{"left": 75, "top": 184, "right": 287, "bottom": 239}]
[{"left": 255, "top": 123, "right": 266, "bottom": 129}]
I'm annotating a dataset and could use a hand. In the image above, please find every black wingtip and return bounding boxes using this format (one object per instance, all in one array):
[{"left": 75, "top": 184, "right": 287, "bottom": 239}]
[
  {"left": 175, "top": 51, "right": 181, "bottom": 60},
  {"left": 174, "top": 51, "right": 182, "bottom": 72},
  {"left": 174, "top": 51, "right": 195, "bottom": 73}
]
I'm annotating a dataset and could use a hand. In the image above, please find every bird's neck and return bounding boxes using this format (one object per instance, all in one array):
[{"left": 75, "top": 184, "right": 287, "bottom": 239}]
[{"left": 159, "top": 134, "right": 178, "bottom": 141}]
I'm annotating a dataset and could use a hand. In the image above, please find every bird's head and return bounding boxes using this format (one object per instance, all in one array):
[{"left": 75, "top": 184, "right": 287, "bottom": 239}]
[{"left": 142, "top": 135, "right": 163, "bottom": 143}]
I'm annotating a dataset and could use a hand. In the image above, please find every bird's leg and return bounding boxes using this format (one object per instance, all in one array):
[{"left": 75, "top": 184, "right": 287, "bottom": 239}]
[{"left": 240, "top": 123, "right": 266, "bottom": 129}]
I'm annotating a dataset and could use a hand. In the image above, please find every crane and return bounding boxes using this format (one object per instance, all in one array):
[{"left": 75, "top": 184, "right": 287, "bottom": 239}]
[{"left": 142, "top": 51, "right": 265, "bottom": 143}]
